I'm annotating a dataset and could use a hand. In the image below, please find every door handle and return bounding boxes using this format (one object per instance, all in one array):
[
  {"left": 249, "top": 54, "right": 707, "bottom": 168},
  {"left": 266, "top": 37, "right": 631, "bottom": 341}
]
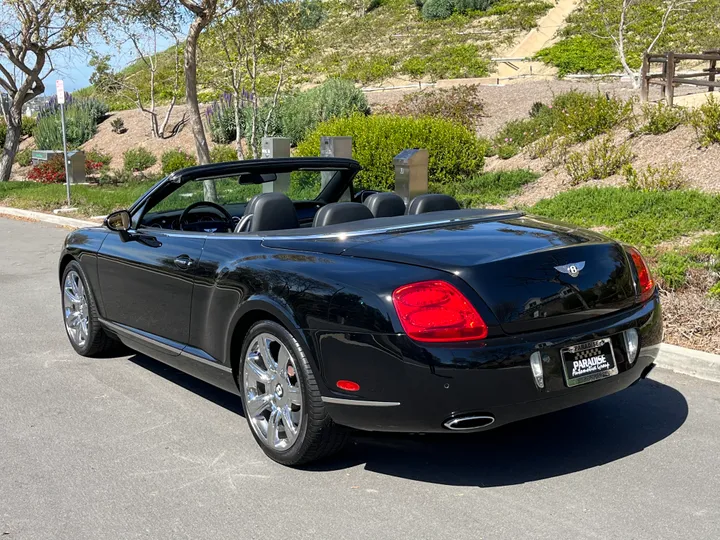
[{"left": 174, "top": 255, "right": 194, "bottom": 270}]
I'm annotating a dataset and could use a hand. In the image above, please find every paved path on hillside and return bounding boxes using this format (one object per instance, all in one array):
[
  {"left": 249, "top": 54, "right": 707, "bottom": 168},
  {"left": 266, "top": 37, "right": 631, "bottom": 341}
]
[
  {"left": 2, "top": 217, "right": 720, "bottom": 540},
  {"left": 495, "top": 0, "right": 580, "bottom": 80}
]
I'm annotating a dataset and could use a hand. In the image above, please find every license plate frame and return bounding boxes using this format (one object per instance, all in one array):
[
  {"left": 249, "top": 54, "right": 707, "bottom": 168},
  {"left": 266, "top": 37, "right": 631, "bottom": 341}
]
[{"left": 561, "top": 337, "right": 618, "bottom": 387}]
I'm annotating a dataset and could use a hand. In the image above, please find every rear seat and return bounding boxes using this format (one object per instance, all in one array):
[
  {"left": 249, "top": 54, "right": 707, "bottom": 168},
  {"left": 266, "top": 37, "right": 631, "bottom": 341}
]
[
  {"left": 313, "top": 202, "right": 374, "bottom": 227},
  {"left": 363, "top": 192, "right": 406, "bottom": 218}
]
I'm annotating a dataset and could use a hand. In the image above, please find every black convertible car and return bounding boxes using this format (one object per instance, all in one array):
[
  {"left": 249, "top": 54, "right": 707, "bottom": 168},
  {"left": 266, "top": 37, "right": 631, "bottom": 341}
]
[{"left": 59, "top": 157, "right": 662, "bottom": 465}]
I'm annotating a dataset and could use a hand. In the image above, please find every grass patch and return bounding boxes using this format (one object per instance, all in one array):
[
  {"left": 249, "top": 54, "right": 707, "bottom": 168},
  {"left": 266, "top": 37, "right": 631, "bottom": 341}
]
[
  {"left": 0, "top": 181, "right": 156, "bottom": 216},
  {"left": 530, "top": 187, "right": 720, "bottom": 248},
  {"left": 438, "top": 169, "right": 539, "bottom": 207}
]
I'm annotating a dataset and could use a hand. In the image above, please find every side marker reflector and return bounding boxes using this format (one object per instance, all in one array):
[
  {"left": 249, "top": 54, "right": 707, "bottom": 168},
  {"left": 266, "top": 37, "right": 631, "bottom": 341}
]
[{"left": 336, "top": 380, "right": 360, "bottom": 392}]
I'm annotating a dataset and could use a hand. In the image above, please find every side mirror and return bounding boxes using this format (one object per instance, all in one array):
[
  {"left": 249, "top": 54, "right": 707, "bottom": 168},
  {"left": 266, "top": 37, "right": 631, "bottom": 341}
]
[{"left": 105, "top": 210, "right": 132, "bottom": 232}]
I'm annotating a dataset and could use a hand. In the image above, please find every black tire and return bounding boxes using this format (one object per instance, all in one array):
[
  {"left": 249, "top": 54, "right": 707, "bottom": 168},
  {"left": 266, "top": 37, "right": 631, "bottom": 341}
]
[
  {"left": 238, "top": 320, "right": 347, "bottom": 466},
  {"left": 61, "top": 260, "right": 116, "bottom": 357}
]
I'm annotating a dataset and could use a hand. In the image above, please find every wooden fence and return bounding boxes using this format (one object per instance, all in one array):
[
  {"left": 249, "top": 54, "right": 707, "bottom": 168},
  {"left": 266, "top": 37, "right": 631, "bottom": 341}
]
[{"left": 640, "top": 50, "right": 719, "bottom": 106}]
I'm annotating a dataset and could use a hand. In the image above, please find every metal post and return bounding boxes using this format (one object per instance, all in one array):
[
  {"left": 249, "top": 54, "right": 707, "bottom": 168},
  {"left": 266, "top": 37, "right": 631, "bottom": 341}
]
[
  {"left": 393, "top": 148, "right": 428, "bottom": 206},
  {"left": 320, "top": 136, "right": 352, "bottom": 190},
  {"left": 60, "top": 102, "right": 71, "bottom": 207},
  {"left": 260, "top": 137, "right": 291, "bottom": 193}
]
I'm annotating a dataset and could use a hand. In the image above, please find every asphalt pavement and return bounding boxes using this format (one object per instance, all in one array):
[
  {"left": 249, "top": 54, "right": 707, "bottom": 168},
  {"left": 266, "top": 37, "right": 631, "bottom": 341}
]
[{"left": 1, "top": 217, "right": 719, "bottom": 540}]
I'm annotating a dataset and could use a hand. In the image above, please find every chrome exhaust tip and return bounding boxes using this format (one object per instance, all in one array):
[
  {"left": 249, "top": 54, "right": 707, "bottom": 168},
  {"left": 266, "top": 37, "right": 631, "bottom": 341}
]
[{"left": 443, "top": 414, "right": 495, "bottom": 431}]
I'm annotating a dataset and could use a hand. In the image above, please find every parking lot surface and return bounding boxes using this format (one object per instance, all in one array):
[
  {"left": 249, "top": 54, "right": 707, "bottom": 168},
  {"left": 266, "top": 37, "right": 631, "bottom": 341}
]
[{"left": 1, "top": 217, "right": 719, "bottom": 540}]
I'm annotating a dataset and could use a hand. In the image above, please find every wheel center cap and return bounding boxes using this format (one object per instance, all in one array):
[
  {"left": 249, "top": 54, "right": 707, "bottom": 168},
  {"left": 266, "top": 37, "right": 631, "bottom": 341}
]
[{"left": 275, "top": 384, "right": 283, "bottom": 398}]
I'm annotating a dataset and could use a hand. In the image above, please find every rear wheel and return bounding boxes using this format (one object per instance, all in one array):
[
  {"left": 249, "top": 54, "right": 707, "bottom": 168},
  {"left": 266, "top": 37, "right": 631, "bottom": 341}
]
[
  {"left": 238, "top": 320, "right": 347, "bottom": 466},
  {"left": 61, "top": 261, "right": 115, "bottom": 357}
]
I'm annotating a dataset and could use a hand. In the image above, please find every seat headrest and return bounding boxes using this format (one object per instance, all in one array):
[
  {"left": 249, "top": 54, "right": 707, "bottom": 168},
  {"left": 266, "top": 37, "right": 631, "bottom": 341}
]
[
  {"left": 247, "top": 192, "right": 299, "bottom": 232},
  {"left": 243, "top": 193, "right": 263, "bottom": 216},
  {"left": 407, "top": 194, "right": 460, "bottom": 215},
  {"left": 363, "top": 192, "right": 406, "bottom": 218},
  {"left": 313, "top": 202, "right": 374, "bottom": 228}
]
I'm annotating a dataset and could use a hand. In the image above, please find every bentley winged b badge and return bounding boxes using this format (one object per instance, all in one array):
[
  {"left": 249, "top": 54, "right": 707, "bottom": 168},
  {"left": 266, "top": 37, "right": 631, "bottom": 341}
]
[{"left": 554, "top": 261, "right": 585, "bottom": 278}]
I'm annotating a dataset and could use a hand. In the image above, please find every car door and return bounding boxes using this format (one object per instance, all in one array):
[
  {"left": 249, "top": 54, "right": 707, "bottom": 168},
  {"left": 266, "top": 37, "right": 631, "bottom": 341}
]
[{"left": 97, "top": 228, "right": 206, "bottom": 349}]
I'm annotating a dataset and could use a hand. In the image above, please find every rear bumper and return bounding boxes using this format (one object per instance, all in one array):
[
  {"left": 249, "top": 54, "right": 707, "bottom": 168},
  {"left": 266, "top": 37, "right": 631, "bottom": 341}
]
[{"left": 317, "top": 293, "right": 663, "bottom": 433}]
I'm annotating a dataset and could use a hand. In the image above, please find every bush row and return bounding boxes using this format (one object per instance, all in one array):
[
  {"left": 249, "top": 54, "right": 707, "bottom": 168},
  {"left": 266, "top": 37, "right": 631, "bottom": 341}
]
[{"left": 296, "top": 114, "right": 487, "bottom": 191}]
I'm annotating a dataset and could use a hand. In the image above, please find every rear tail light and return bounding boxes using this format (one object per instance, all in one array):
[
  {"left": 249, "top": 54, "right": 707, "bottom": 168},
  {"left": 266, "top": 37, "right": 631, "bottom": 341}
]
[
  {"left": 392, "top": 280, "right": 488, "bottom": 342},
  {"left": 627, "top": 247, "right": 655, "bottom": 302}
]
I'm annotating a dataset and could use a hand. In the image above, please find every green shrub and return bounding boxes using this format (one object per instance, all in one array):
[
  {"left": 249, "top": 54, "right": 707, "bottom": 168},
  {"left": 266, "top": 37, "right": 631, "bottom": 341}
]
[
  {"left": 635, "top": 102, "right": 686, "bottom": 135},
  {"left": 421, "top": 0, "right": 496, "bottom": 19},
  {"left": 161, "top": 149, "right": 197, "bottom": 175},
  {"left": 536, "top": 35, "right": 620, "bottom": 77},
  {"left": 390, "top": 85, "right": 484, "bottom": 128},
  {"left": 211, "top": 145, "right": 238, "bottom": 163},
  {"left": 439, "top": 169, "right": 539, "bottom": 207},
  {"left": 34, "top": 105, "right": 97, "bottom": 150},
  {"left": 123, "top": 147, "right": 157, "bottom": 172},
  {"left": 689, "top": 94, "right": 720, "bottom": 147},
  {"left": 552, "top": 90, "right": 634, "bottom": 144},
  {"left": 656, "top": 251, "right": 691, "bottom": 290},
  {"left": 74, "top": 97, "right": 109, "bottom": 122},
  {"left": 15, "top": 147, "right": 33, "bottom": 167},
  {"left": 296, "top": 114, "right": 486, "bottom": 190},
  {"left": 565, "top": 135, "right": 632, "bottom": 185},
  {"left": 623, "top": 162, "right": 685, "bottom": 191},
  {"left": 85, "top": 148, "right": 112, "bottom": 171},
  {"left": 0, "top": 120, "right": 6, "bottom": 142},
  {"left": 529, "top": 101, "right": 549, "bottom": 118},
  {"left": 709, "top": 282, "right": 720, "bottom": 298},
  {"left": 110, "top": 117, "right": 126, "bottom": 134},
  {"left": 422, "top": 0, "right": 453, "bottom": 19},
  {"left": 496, "top": 143, "right": 519, "bottom": 159},
  {"left": 280, "top": 79, "right": 370, "bottom": 145},
  {"left": 20, "top": 116, "right": 36, "bottom": 137}
]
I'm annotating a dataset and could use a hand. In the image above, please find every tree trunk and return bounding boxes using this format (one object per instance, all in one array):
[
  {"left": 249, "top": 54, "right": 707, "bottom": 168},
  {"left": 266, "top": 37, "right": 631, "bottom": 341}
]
[
  {"left": 0, "top": 106, "right": 22, "bottom": 182},
  {"left": 184, "top": 15, "right": 216, "bottom": 201}
]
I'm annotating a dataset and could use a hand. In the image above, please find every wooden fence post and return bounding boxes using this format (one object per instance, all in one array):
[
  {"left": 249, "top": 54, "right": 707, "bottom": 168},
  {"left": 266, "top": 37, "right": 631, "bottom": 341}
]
[
  {"left": 665, "top": 52, "right": 675, "bottom": 106},
  {"left": 640, "top": 53, "right": 649, "bottom": 101},
  {"left": 708, "top": 51, "right": 717, "bottom": 93}
]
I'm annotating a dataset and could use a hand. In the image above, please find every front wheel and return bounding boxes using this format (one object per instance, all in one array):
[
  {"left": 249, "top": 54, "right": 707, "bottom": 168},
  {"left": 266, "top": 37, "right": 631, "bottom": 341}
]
[
  {"left": 61, "top": 261, "right": 116, "bottom": 357},
  {"left": 238, "top": 320, "right": 347, "bottom": 466}
]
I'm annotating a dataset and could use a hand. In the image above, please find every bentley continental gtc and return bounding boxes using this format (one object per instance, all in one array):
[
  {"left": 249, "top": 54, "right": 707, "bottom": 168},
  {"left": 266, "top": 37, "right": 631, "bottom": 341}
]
[{"left": 59, "top": 158, "right": 663, "bottom": 465}]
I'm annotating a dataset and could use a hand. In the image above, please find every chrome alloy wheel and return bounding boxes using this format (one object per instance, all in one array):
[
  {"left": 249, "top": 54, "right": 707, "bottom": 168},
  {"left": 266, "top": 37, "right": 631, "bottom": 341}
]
[
  {"left": 243, "top": 333, "right": 303, "bottom": 451},
  {"left": 63, "top": 270, "right": 89, "bottom": 347}
]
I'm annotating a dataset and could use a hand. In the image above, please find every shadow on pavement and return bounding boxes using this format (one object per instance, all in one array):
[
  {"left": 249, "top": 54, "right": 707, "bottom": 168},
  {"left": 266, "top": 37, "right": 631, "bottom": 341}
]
[
  {"left": 128, "top": 354, "right": 245, "bottom": 417},
  {"left": 125, "top": 353, "right": 687, "bottom": 487},
  {"left": 313, "top": 378, "right": 688, "bottom": 486}
]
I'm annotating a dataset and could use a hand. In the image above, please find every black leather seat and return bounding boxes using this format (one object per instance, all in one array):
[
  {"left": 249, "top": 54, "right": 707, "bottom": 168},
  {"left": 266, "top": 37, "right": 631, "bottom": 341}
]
[
  {"left": 313, "top": 202, "right": 374, "bottom": 228},
  {"left": 235, "top": 192, "right": 299, "bottom": 233},
  {"left": 363, "top": 192, "right": 406, "bottom": 218},
  {"left": 407, "top": 194, "right": 460, "bottom": 215}
]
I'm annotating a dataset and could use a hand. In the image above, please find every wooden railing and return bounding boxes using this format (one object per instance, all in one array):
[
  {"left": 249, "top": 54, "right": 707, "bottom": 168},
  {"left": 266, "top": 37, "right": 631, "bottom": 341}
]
[{"left": 640, "top": 50, "right": 719, "bottom": 106}]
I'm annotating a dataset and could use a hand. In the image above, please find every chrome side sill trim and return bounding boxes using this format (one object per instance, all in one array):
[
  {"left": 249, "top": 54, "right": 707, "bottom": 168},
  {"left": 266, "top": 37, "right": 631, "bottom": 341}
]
[
  {"left": 181, "top": 348, "right": 232, "bottom": 373},
  {"left": 101, "top": 319, "right": 181, "bottom": 354},
  {"left": 100, "top": 318, "right": 232, "bottom": 372},
  {"left": 322, "top": 397, "right": 400, "bottom": 407}
]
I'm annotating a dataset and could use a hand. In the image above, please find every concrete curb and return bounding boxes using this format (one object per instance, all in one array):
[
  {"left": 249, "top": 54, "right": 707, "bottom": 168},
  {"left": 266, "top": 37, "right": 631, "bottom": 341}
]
[
  {"left": 0, "top": 206, "right": 99, "bottom": 229},
  {"left": 656, "top": 343, "right": 720, "bottom": 384}
]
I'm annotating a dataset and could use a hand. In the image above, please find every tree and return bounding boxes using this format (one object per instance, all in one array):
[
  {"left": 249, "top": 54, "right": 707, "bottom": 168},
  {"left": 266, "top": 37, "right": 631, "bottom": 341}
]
[
  {"left": 178, "top": 0, "right": 233, "bottom": 201},
  {"left": 96, "top": 0, "right": 187, "bottom": 140},
  {"left": 0, "top": 0, "right": 100, "bottom": 182},
  {"left": 596, "top": 0, "right": 699, "bottom": 88},
  {"left": 207, "top": 0, "right": 308, "bottom": 159}
]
